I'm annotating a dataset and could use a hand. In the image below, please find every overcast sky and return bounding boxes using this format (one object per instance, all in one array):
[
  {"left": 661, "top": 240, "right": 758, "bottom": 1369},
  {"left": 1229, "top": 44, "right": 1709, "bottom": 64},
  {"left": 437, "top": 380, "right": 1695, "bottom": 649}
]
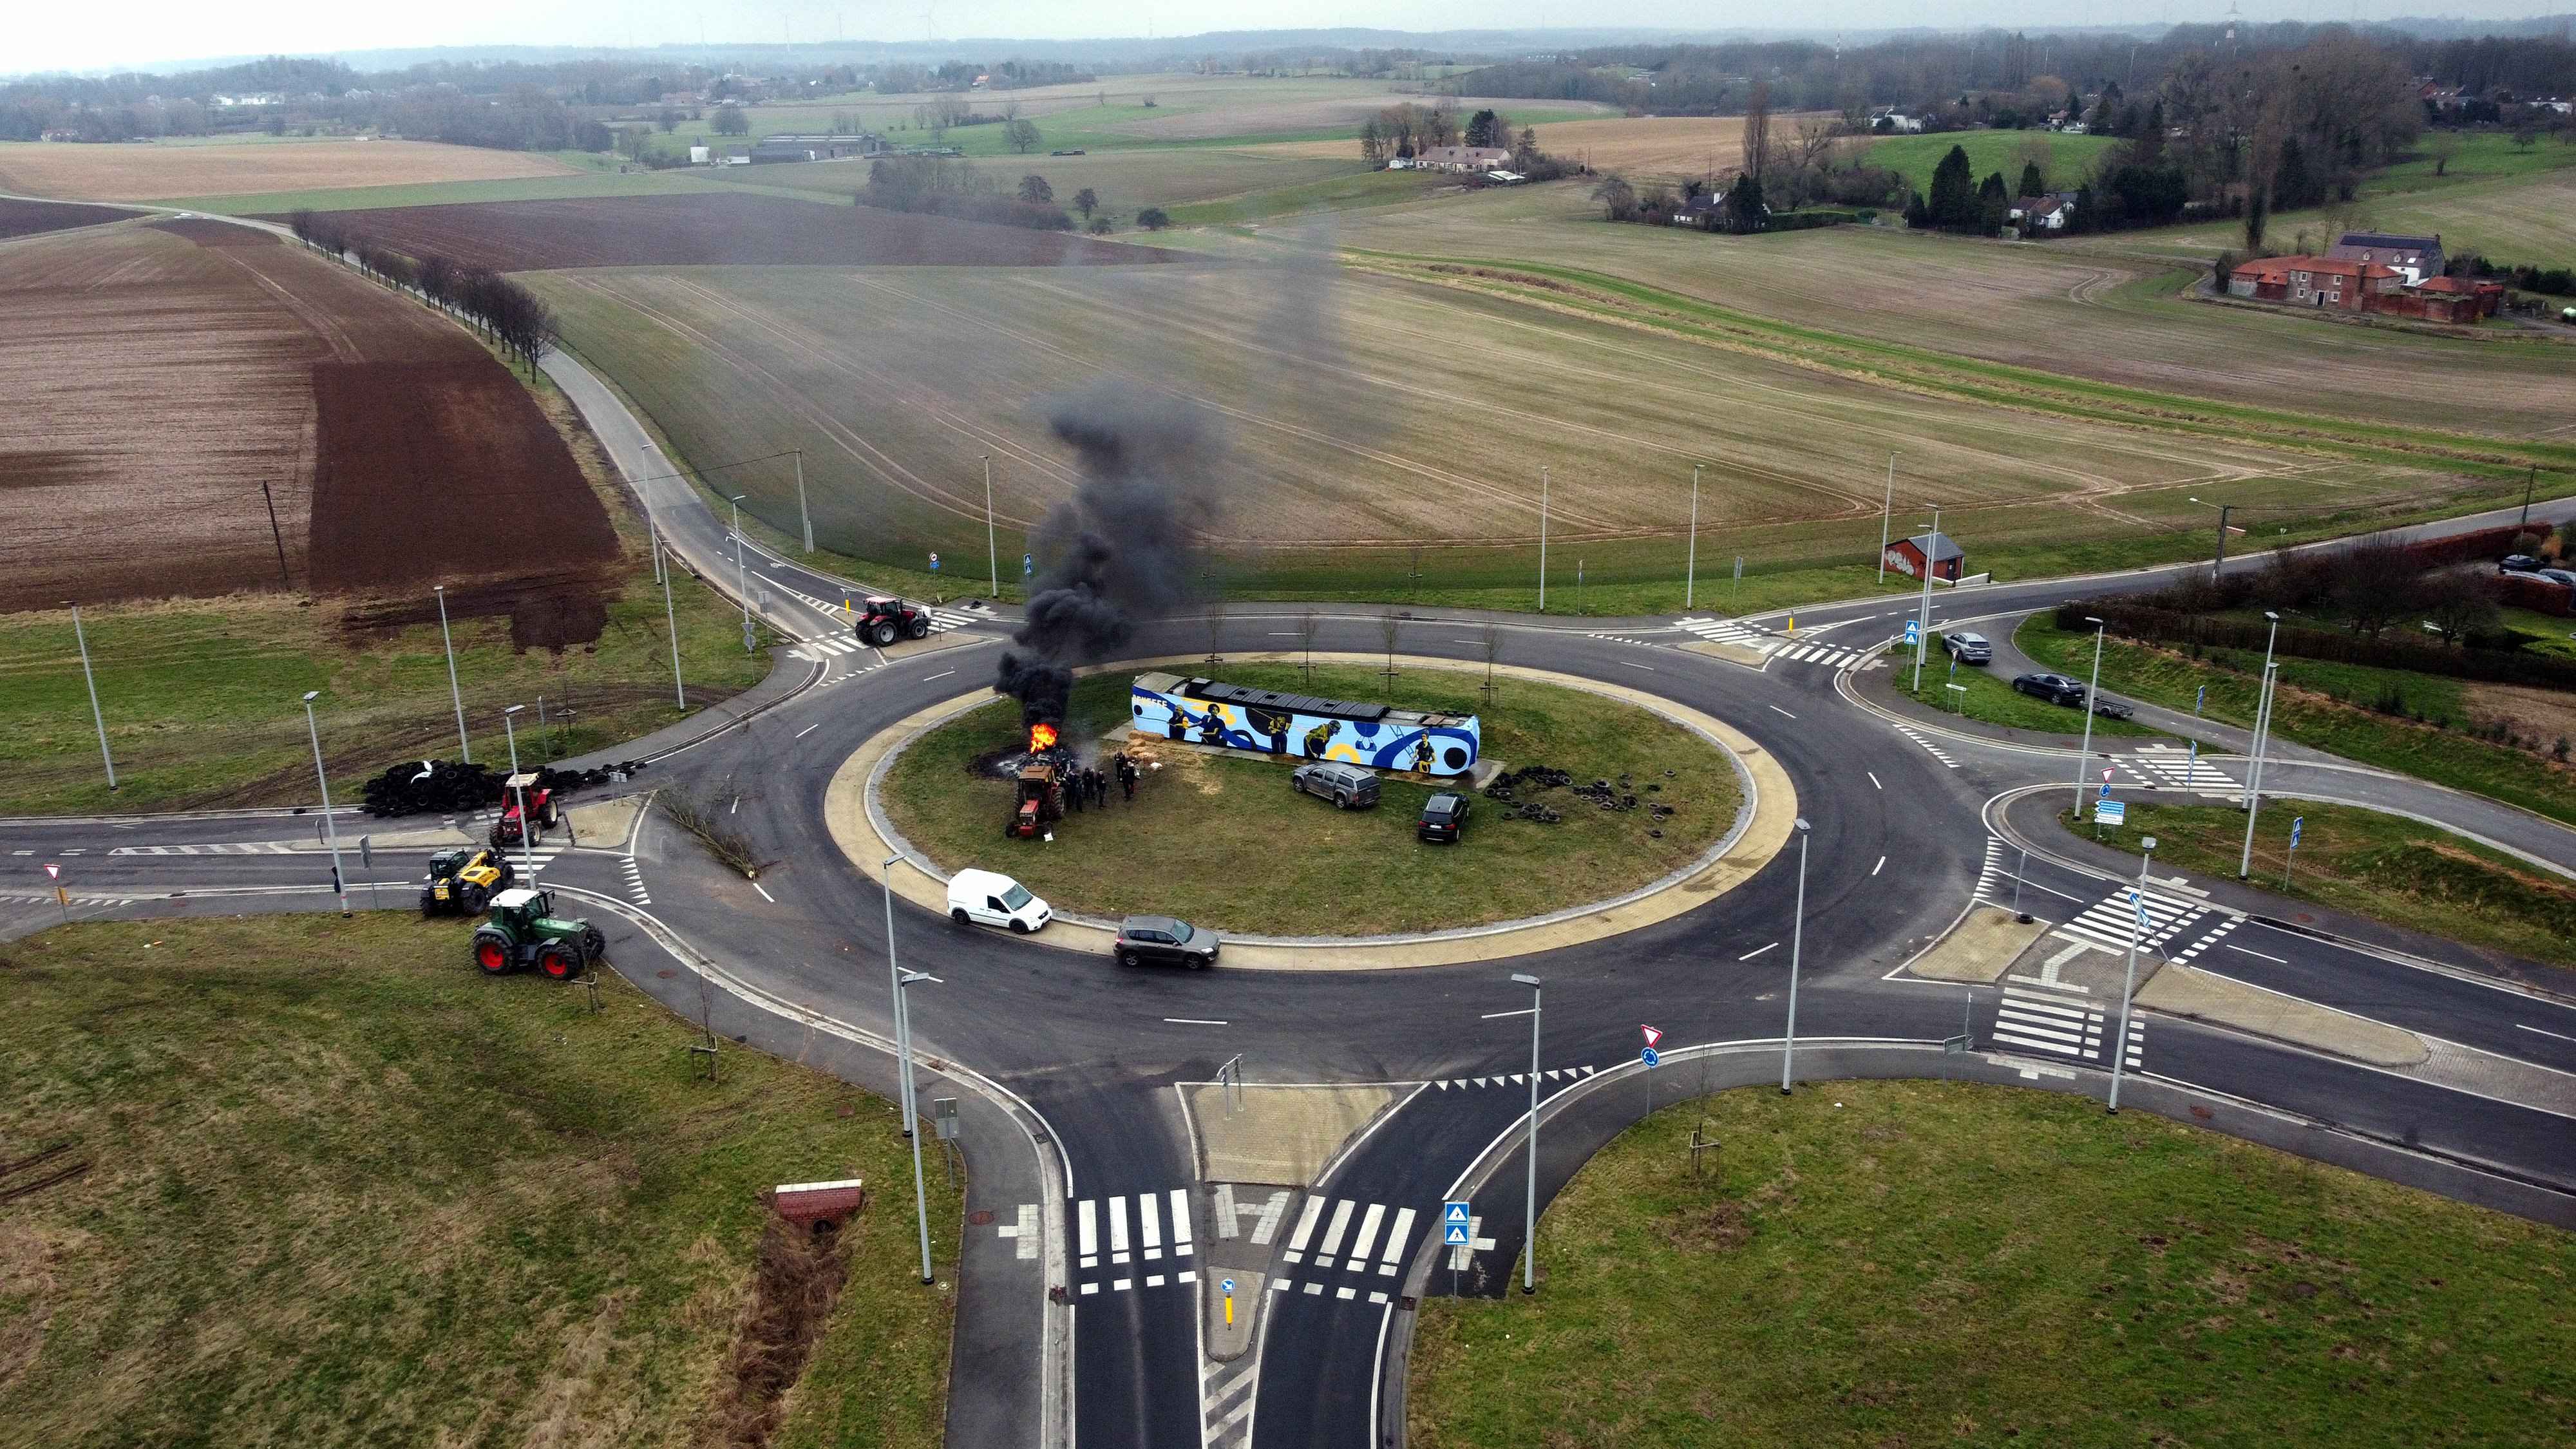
[{"left": 15, "top": 2, "right": 2568, "bottom": 75}]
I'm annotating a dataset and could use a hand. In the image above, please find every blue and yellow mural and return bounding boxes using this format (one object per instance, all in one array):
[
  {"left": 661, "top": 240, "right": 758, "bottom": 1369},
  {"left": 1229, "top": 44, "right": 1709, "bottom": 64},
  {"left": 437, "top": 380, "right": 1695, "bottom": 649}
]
[{"left": 1128, "top": 672, "right": 1481, "bottom": 778}]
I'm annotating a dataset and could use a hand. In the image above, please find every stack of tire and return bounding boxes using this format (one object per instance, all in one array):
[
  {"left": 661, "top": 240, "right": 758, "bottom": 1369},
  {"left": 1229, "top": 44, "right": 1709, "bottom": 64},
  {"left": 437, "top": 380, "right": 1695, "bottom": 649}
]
[{"left": 360, "top": 759, "right": 649, "bottom": 818}]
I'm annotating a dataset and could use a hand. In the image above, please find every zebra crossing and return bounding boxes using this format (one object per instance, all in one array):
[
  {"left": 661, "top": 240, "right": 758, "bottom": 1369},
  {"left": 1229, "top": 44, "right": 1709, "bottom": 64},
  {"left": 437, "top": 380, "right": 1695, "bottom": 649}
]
[
  {"left": 617, "top": 855, "right": 652, "bottom": 905},
  {"left": 2057, "top": 885, "right": 2209, "bottom": 956},
  {"left": 107, "top": 840, "right": 567, "bottom": 876},
  {"left": 1971, "top": 837, "right": 2011, "bottom": 904},
  {"left": 1071, "top": 1188, "right": 1198, "bottom": 1296},
  {"left": 1585, "top": 632, "right": 1656, "bottom": 648},
  {"left": 1674, "top": 616, "right": 1884, "bottom": 671},
  {"left": 1428, "top": 1064, "right": 1598, "bottom": 1090},
  {"left": 1267, "top": 1194, "right": 1418, "bottom": 1305},
  {"left": 109, "top": 841, "right": 295, "bottom": 856},
  {"left": 788, "top": 605, "right": 981, "bottom": 656},
  {"left": 1992, "top": 985, "right": 2145, "bottom": 1069},
  {"left": 2125, "top": 743, "right": 2240, "bottom": 797},
  {"left": 1202, "top": 1354, "right": 1260, "bottom": 1449}
]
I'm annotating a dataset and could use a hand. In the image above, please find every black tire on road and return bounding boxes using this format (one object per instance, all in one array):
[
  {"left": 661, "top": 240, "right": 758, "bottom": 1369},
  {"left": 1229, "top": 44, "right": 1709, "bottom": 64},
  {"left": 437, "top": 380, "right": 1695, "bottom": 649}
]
[{"left": 535, "top": 942, "right": 579, "bottom": 981}]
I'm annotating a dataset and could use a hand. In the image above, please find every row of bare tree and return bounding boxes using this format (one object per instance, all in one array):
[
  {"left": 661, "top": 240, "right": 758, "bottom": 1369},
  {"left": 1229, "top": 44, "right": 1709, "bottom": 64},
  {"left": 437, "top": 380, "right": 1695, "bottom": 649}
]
[{"left": 286, "top": 211, "right": 556, "bottom": 370}]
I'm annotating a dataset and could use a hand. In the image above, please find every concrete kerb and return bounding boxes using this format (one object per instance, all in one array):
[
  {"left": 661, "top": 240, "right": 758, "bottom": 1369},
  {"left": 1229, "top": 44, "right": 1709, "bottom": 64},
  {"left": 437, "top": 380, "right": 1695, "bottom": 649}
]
[{"left": 828, "top": 652, "right": 1797, "bottom": 970}]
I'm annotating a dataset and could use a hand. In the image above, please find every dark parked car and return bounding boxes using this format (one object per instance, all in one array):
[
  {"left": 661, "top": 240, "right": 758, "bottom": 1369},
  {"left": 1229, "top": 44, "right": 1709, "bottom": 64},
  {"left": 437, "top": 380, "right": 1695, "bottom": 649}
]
[
  {"left": 1942, "top": 631, "right": 1992, "bottom": 665},
  {"left": 1115, "top": 914, "right": 1218, "bottom": 969},
  {"left": 1417, "top": 792, "right": 1472, "bottom": 843},
  {"left": 2500, "top": 554, "right": 2543, "bottom": 574},
  {"left": 2537, "top": 569, "right": 2576, "bottom": 590},
  {"left": 1291, "top": 761, "right": 1379, "bottom": 809},
  {"left": 2012, "top": 672, "right": 2088, "bottom": 706}
]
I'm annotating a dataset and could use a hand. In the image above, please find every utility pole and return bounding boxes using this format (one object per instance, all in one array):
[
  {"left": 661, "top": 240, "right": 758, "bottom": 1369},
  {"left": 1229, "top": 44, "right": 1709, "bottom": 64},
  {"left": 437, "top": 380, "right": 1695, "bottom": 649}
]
[
  {"left": 2237, "top": 611, "right": 2282, "bottom": 876},
  {"left": 1876, "top": 452, "right": 1897, "bottom": 584},
  {"left": 301, "top": 692, "right": 350, "bottom": 916},
  {"left": 662, "top": 550, "right": 687, "bottom": 710},
  {"left": 2190, "top": 495, "right": 2234, "bottom": 582},
  {"left": 794, "top": 450, "right": 813, "bottom": 553},
  {"left": 1685, "top": 463, "right": 1701, "bottom": 609},
  {"left": 435, "top": 585, "right": 470, "bottom": 762},
  {"left": 2072, "top": 615, "right": 2106, "bottom": 815},
  {"left": 1511, "top": 972, "right": 1542, "bottom": 1293},
  {"left": 728, "top": 494, "right": 752, "bottom": 648},
  {"left": 2519, "top": 465, "right": 2538, "bottom": 536},
  {"left": 982, "top": 455, "right": 999, "bottom": 598},
  {"left": 1781, "top": 817, "right": 1810, "bottom": 1092},
  {"left": 2107, "top": 837, "right": 2155, "bottom": 1114},
  {"left": 68, "top": 603, "right": 115, "bottom": 791},
  {"left": 502, "top": 705, "right": 534, "bottom": 880},
  {"left": 1537, "top": 467, "right": 1550, "bottom": 613},
  {"left": 1911, "top": 504, "right": 1940, "bottom": 694}
]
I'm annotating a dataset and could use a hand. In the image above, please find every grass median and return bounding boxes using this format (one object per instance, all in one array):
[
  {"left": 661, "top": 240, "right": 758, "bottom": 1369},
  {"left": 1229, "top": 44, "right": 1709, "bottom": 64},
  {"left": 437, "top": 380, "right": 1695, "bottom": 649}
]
[
  {"left": 1408, "top": 1079, "right": 2576, "bottom": 1447},
  {"left": 2017, "top": 614, "right": 2576, "bottom": 828},
  {"left": 0, "top": 913, "right": 954, "bottom": 1448},
  {"left": 1899, "top": 636, "right": 2163, "bottom": 737},
  {"left": 881, "top": 663, "right": 1738, "bottom": 936},
  {"left": 2065, "top": 799, "right": 2576, "bottom": 972}
]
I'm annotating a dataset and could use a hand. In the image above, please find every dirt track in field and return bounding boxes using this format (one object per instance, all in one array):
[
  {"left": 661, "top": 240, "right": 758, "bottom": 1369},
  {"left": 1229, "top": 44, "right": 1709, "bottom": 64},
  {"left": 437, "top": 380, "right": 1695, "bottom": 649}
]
[
  {"left": 0, "top": 138, "right": 576, "bottom": 201},
  {"left": 0, "top": 219, "right": 616, "bottom": 630},
  {"left": 291, "top": 191, "right": 1189, "bottom": 272}
]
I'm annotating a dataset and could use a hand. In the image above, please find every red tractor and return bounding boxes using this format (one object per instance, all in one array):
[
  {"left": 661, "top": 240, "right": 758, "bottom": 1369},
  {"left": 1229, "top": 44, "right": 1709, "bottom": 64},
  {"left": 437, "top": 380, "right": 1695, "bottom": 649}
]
[
  {"left": 489, "top": 772, "right": 560, "bottom": 848},
  {"left": 1009, "top": 757, "right": 1066, "bottom": 838},
  {"left": 853, "top": 596, "right": 934, "bottom": 647}
]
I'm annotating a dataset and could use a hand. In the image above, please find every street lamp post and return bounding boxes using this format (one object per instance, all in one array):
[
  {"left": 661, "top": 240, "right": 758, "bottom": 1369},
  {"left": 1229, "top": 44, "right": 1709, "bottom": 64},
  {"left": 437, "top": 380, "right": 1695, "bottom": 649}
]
[
  {"left": 1781, "top": 817, "right": 1811, "bottom": 1093},
  {"left": 1537, "top": 468, "right": 1550, "bottom": 613},
  {"left": 898, "top": 965, "right": 940, "bottom": 1284},
  {"left": 882, "top": 853, "right": 918, "bottom": 1138},
  {"left": 2188, "top": 497, "right": 2234, "bottom": 582},
  {"left": 1911, "top": 504, "right": 1940, "bottom": 694},
  {"left": 793, "top": 450, "right": 812, "bottom": 553},
  {"left": 2072, "top": 616, "right": 2106, "bottom": 815},
  {"left": 982, "top": 455, "right": 999, "bottom": 598},
  {"left": 502, "top": 705, "right": 534, "bottom": 880},
  {"left": 1876, "top": 452, "right": 1898, "bottom": 584},
  {"left": 1685, "top": 463, "right": 1701, "bottom": 610},
  {"left": 1510, "top": 971, "right": 1542, "bottom": 1294},
  {"left": 2108, "top": 835, "right": 2157, "bottom": 1113},
  {"left": 728, "top": 494, "right": 752, "bottom": 647},
  {"left": 301, "top": 691, "right": 350, "bottom": 916},
  {"left": 434, "top": 585, "right": 470, "bottom": 762},
  {"left": 67, "top": 602, "right": 115, "bottom": 791},
  {"left": 661, "top": 551, "right": 687, "bottom": 709},
  {"left": 2239, "top": 611, "right": 2281, "bottom": 878}
]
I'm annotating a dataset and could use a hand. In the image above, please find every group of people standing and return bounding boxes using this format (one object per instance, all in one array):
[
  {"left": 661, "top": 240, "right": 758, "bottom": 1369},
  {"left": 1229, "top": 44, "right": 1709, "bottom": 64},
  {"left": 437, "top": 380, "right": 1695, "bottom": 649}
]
[{"left": 1064, "top": 752, "right": 1141, "bottom": 813}]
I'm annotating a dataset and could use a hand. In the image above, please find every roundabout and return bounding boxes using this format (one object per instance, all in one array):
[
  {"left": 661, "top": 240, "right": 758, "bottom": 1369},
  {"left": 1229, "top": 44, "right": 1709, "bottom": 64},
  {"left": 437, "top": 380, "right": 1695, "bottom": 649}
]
[{"left": 831, "top": 653, "right": 1797, "bottom": 967}]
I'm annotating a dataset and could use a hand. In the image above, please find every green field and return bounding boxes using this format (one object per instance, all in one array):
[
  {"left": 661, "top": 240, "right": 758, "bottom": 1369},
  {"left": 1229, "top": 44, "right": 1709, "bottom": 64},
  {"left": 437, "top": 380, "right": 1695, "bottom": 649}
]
[
  {"left": 881, "top": 663, "right": 1737, "bottom": 936},
  {"left": 2015, "top": 614, "right": 2576, "bottom": 828},
  {"left": 0, "top": 371, "right": 772, "bottom": 815},
  {"left": 0, "top": 913, "right": 954, "bottom": 1448},
  {"left": 1900, "top": 636, "right": 2162, "bottom": 737},
  {"left": 2070, "top": 799, "right": 2576, "bottom": 971},
  {"left": 1862, "top": 129, "right": 2121, "bottom": 198},
  {"left": 1409, "top": 1080, "right": 2576, "bottom": 1446}
]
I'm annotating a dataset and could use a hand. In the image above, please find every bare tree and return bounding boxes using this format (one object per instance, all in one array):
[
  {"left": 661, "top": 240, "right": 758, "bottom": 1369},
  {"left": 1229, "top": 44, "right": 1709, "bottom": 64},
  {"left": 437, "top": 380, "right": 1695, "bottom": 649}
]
[
  {"left": 1741, "top": 80, "right": 1772, "bottom": 185},
  {"left": 2422, "top": 572, "right": 2501, "bottom": 647},
  {"left": 2333, "top": 537, "right": 2425, "bottom": 639},
  {"left": 1379, "top": 610, "right": 1402, "bottom": 688},
  {"left": 1480, "top": 621, "right": 1504, "bottom": 700},
  {"left": 1297, "top": 607, "right": 1321, "bottom": 685},
  {"left": 1204, "top": 592, "right": 1226, "bottom": 663}
]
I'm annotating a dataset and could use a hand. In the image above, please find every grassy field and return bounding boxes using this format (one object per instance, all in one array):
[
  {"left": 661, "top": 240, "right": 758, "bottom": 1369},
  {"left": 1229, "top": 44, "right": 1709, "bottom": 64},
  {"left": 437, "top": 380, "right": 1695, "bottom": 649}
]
[
  {"left": 2015, "top": 615, "right": 2576, "bottom": 828},
  {"left": 880, "top": 663, "right": 1738, "bottom": 936},
  {"left": 1410, "top": 1079, "right": 2576, "bottom": 1447},
  {"left": 531, "top": 253, "right": 2469, "bottom": 614},
  {"left": 1862, "top": 129, "right": 2122, "bottom": 198},
  {"left": 0, "top": 137, "right": 578, "bottom": 202},
  {"left": 1900, "top": 636, "right": 2162, "bottom": 737},
  {"left": 0, "top": 366, "right": 773, "bottom": 816},
  {"left": 707, "top": 145, "right": 1372, "bottom": 220},
  {"left": 0, "top": 913, "right": 954, "bottom": 1448},
  {"left": 2068, "top": 799, "right": 2576, "bottom": 971}
]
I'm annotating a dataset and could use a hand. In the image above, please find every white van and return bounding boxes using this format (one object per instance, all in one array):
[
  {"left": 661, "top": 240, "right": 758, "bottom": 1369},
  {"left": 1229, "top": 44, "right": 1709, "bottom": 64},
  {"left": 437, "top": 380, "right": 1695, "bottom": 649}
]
[{"left": 947, "top": 868, "right": 1052, "bottom": 934}]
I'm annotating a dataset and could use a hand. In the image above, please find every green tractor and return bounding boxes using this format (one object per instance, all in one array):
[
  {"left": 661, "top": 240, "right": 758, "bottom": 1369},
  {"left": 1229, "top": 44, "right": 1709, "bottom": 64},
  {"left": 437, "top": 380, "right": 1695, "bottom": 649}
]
[{"left": 470, "top": 887, "right": 609, "bottom": 981}]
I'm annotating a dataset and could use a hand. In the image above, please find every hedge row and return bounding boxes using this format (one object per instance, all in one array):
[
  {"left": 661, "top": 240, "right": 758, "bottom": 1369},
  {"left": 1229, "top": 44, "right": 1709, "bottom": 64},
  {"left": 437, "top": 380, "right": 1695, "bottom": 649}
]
[{"left": 2056, "top": 600, "right": 2576, "bottom": 691}]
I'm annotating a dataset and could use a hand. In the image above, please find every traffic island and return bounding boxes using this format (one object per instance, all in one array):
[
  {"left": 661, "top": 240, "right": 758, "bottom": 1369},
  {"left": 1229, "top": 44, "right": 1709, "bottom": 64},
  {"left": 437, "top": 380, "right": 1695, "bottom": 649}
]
[
  {"left": 1906, "top": 904, "right": 2049, "bottom": 983},
  {"left": 827, "top": 653, "right": 1797, "bottom": 969}
]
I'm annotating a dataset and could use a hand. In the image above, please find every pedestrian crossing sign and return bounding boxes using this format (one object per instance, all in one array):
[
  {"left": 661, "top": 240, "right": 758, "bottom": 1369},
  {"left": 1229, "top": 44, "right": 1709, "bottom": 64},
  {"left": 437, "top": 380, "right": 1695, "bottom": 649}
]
[
  {"left": 1902, "top": 620, "right": 1920, "bottom": 644},
  {"left": 1442, "top": 1201, "right": 1472, "bottom": 1247}
]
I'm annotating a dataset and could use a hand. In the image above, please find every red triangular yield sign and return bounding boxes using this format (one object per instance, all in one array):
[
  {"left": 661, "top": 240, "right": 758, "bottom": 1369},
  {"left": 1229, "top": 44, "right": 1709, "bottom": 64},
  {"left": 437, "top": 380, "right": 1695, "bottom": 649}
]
[{"left": 1640, "top": 1023, "right": 1663, "bottom": 1047}]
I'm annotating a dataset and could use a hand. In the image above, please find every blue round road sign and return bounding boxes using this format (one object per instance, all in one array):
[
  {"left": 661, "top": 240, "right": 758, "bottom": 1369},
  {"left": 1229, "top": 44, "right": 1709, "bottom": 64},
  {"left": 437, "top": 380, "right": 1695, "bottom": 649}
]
[
  {"left": 1640, "top": 1046, "right": 1661, "bottom": 1068},
  {"left": 1221, "top": 1277, "right": 1236, "bottom": 1294}
]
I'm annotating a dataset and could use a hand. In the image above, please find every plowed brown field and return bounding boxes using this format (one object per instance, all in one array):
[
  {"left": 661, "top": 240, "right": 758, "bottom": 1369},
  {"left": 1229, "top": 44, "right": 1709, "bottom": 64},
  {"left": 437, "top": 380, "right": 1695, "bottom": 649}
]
[
  {"left": 0, "top": 137, "right": 576, "bottom": 200},
  {"left": 295, "top": 191, "right": 1185, "bottom": 271},
  {"left": 0, "top": 196, "right": 133, "bottom": 240},
  {"left": 0, "top": 218, "right": 613, "bottom": 617}
]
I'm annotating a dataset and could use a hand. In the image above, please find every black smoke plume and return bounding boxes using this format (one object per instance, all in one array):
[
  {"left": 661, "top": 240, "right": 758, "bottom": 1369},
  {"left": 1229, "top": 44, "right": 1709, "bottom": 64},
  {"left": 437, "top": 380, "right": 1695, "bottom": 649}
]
[{"left": 995, "top": 384, "right": 1219, "bottom": 726}]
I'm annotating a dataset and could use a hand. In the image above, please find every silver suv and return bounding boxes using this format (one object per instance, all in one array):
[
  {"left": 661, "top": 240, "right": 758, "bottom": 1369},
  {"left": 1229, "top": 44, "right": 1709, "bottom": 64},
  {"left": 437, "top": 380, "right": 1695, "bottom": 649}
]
[
  {"left": 1942, "top": 632, "right": 1992, "bottom": 664},
  {"left": 1290, "top": 761, "right": 1379, "bottom": 809}
]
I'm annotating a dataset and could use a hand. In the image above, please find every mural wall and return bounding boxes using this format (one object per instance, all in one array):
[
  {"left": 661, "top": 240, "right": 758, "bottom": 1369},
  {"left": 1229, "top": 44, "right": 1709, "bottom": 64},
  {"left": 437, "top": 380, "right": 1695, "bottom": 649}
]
[{"left": 1128, "top": 676, "right": 1482, "bottom": 778}]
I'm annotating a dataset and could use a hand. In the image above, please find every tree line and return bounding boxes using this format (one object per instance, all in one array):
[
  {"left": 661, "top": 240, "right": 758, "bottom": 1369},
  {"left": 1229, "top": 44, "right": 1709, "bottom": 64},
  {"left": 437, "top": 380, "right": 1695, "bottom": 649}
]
[{"left": 285, "top": 212, "right": 557, "bottom": 371}]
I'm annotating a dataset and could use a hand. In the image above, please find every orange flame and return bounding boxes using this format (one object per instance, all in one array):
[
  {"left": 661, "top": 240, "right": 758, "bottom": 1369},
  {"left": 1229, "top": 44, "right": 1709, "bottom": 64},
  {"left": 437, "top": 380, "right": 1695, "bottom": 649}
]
[{"left": 1029, "top": 722, "right": 1060, "bottom": 752}]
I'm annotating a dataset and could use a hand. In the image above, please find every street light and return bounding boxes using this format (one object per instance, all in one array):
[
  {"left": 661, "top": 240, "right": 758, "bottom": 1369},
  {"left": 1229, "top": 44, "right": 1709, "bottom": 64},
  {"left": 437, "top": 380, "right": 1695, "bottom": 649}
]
[
  {"left": 793, "top": 449, "right": 813, "bottom": 553},
  {"left": 881, "top": 852, "right": 918, "bottom": 1139},
  {"left": 301, "top": 691, "right": 350, "bottom": 916},
  {"left": 1536, "top": 467, "right": 1550, "bottom": 613},
  {"left": 1510, "top": 971, "right": 1542, "bottom": 1294},
  {"left": 1911, "top": 504, "right": 1941, "bottom": 694},
  {"left": 67, "top": 601, "right": 115, "bottom": 791},
  {"left": 2071, "top": 616, "right": 2106, "bottom": 815},
  {"left": 1685, "top": 463, "right": 1701, "bottom": 609},
  {"left": 661, "top": 546, "right": 687, "bottom": 710},
  {"left": 898, "top": 965, "right": 941, "bottom": 1285},
  {"left": 727, "top": 493, "right": 752, "bottom": 647},
  {"left": 501, "top": 705, "right": 534, "bottom": 880},
  {"left": 2108, "top": 835, "right": 2156, "bottom": 1114},
  {"left": 2239, "top": 611, "right": 2282, "bottom": 878},
  {"left": 434, "top": 585, "right": 470, "bottom": 762},
  {"left": 2188, "top": 497, "right": 2234, "bottom": 582},
  {"left": 1876, "top": 452, "right": 1899, "bottom": 584},
  {"left": 981, "top": 454, "right": 999, "bottom": 598},
  {"left": 1781, "top": 817, "right": 1811, "bottom": 1094}
]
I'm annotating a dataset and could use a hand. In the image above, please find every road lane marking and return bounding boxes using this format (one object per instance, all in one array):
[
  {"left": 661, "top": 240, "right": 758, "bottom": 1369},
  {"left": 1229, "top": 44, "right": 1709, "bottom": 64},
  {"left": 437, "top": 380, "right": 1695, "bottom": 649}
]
[
  {"left": 1868, "top": 771, "right": 1882, "bottom": 790},
  {"left": 793, "top": 721, "right": 819, "bottom": 739},
  {"left": 1739, "top": 942, "right": 1777, "bottom": 960},
  {"left": 1622, "top": 661, "right": 1656, "bottom": 671},
  {"left": 1770, "top": 706, "right": 1795, "bottom": 717},
  {"left": 2225, "top": 943, "right": 2288, "bottom": 963},
  {"left": 2517, "top": 1023, "right": 2576, "bottom": 1045},
  {"left": 750, "top": 882, "right": 775, "bottom": 902},
  {"left": 1164, "top": 1017, "right": 1229, "bottom": 1025},
  {"left": 1872, "top": 856, "right": 1885, "bottom": 876},
  {"left": 922, "top": 670, "right": 956, "bottom": 681}
]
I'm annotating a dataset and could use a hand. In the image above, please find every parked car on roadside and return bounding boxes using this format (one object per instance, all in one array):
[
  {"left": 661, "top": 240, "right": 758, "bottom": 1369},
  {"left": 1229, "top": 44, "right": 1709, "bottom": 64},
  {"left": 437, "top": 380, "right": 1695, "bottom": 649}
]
[
  {"left": 1417, "top": 792, "right": 1472, "bottom": 843},
  {"left": 1115, "top": 915, "right": 1218, "bottom": 969},
  {"left": 2537, "top": 569, "right": 2576, "bottom": 590},
  {"left": 2088, "top": 695, "right": 2135, "bottom": 721},
  {"left": 1291, "top": 761, "right": 1380, "bottom": 809},
  {"left": 1942, "top": 631, "right": 1993, "bottom": 665},
  {"left": 2012, "top": 672, "right": 2088, "bottom": 706},
  {"left": 947, "top": 868, "right": 1052, "bottom": 934},
  {"left": 2499, "top": 554, "right": 2543, "bottom": 574}
]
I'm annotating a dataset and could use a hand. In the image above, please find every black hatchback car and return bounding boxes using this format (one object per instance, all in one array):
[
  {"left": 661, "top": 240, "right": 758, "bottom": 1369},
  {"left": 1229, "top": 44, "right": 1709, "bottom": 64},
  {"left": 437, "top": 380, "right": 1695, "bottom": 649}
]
[
  {"left": 1115, "top": 915, "right": 1219, "bottom": 969},
  {"left": 2012, "top": 672, "right": 2088, "bottom": 706},
  {"left": 1417, "top": 792, "right": 1471, "bottom": 843}
]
